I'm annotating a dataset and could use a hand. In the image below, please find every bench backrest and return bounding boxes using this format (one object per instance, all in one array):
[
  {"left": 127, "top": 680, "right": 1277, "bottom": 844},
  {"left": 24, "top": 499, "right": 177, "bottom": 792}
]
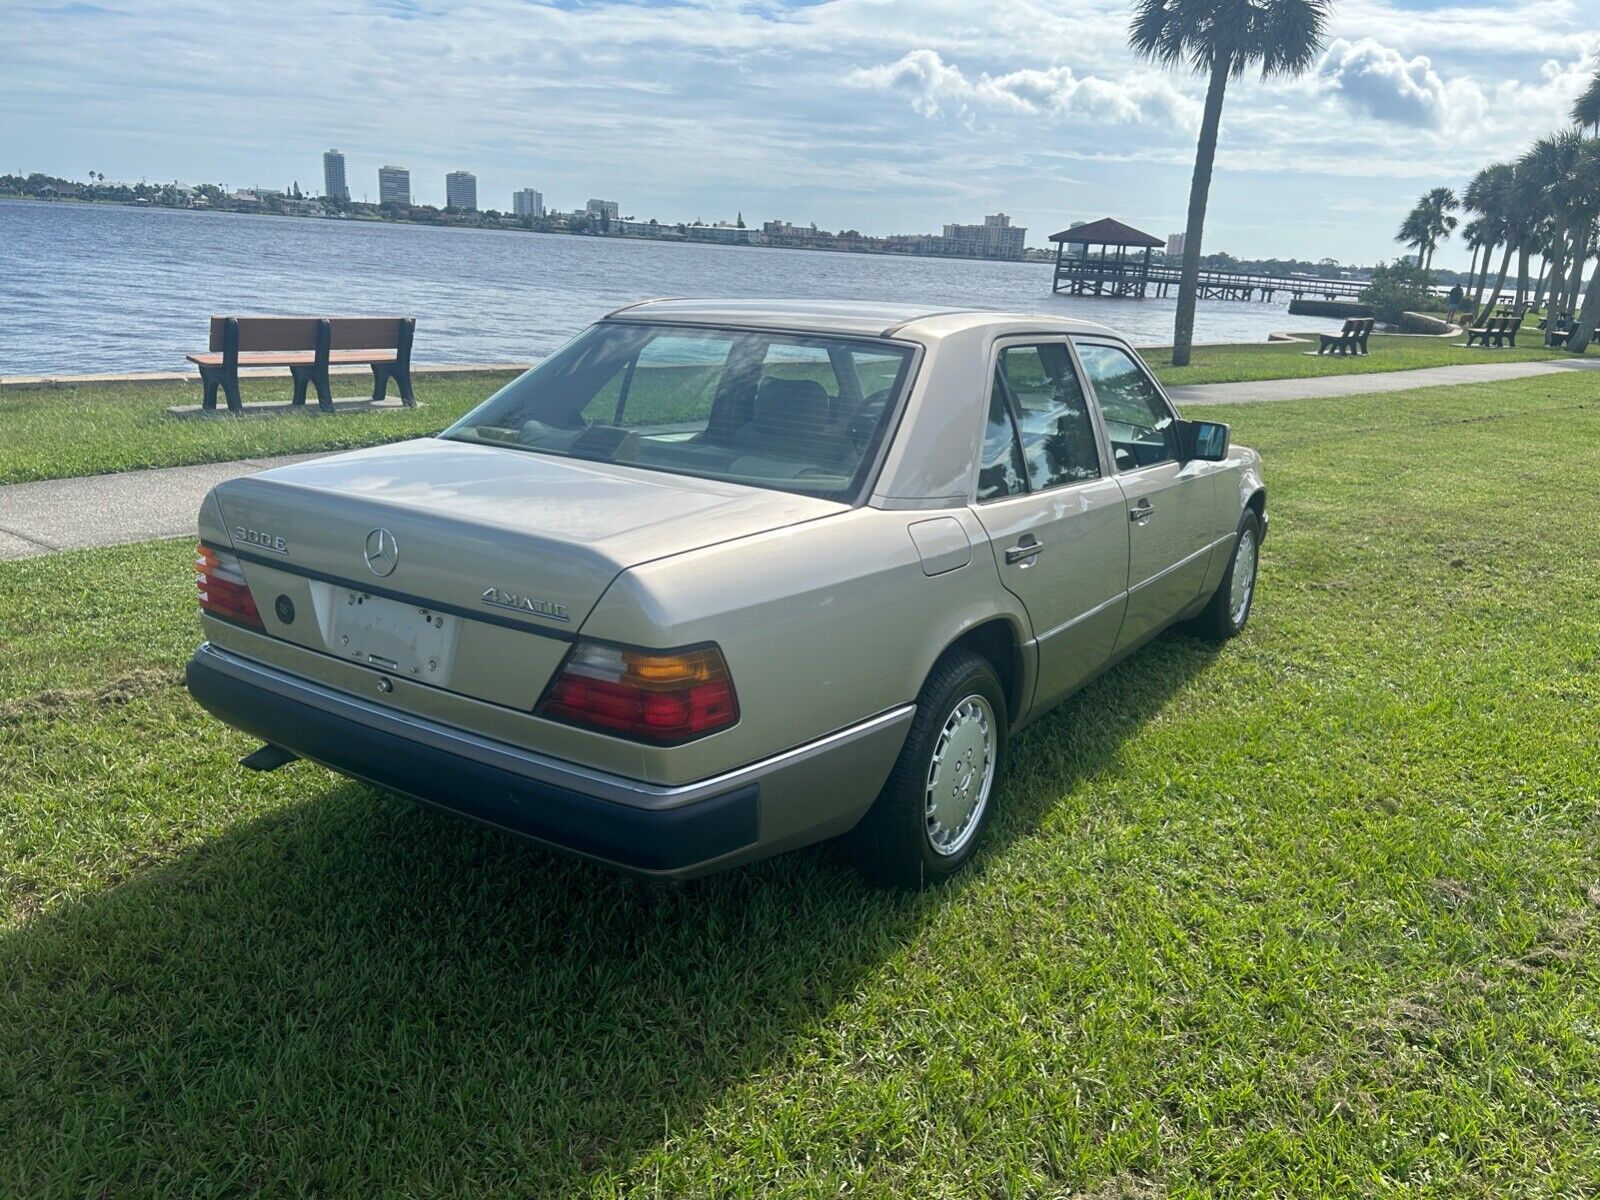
[{"left": 208, "top": 316, "right": 411, "bottom": 353}]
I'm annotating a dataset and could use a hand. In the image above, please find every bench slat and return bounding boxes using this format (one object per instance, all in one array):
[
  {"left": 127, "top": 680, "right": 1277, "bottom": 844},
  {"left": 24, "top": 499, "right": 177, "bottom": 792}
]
[{"left": 187, "top": 349, "right": 400, "bottom": 367}]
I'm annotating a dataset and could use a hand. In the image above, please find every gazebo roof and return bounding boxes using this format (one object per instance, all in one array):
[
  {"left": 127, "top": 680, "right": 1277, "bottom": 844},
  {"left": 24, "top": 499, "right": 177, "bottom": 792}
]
[{"left": 1048, "top": 218, "right": 1163, "bottom": 247}]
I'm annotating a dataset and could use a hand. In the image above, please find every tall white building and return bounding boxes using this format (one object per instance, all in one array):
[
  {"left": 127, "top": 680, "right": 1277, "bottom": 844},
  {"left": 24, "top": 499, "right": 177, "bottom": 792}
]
[
  {"left": 938, "top": 213, "right": 1026, "bottom": 260},
  {"left": 1166, "top": 233, "right": 1185, "bottom": 257},
  {"left": 377, "top": 164, "right": 411, "bottom": 206},
  {"left": 586, "top": 198, "right": 620, "bottom": 221},
  {"left": 513, "top": 188, "right": 544, "bottom": 218},
  {"left": 445, "top": 170, "right": 477, "bottom": 212},
  {"left": 322, "top": 149, "right": 348, "bottom": 203}
]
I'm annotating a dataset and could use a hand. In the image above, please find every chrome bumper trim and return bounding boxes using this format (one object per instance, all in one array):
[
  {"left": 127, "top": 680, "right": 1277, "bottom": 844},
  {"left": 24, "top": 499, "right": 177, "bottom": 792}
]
[{"left": 193, "top": 643, "right": 914, "bottom": 811}]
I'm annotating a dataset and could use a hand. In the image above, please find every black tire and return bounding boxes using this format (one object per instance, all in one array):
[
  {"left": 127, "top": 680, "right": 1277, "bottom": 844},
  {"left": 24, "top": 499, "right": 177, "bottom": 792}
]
[
  {"left": 847, "top": 650, "right": 1008, "bottom": 888},
  {"left": 1190, "top": 508, "right": 1262, "bottom": 641}
]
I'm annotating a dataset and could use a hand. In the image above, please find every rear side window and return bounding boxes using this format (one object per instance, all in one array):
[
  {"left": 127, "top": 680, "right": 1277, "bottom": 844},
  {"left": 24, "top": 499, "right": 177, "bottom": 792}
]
[
  {"left": 977, "top": 379, "right": 1028, "bottom": 501},
  {"left": 997, "top": 343, "right": 1102, "bottom": 490},
  {"left": 444, "top": 323, "right": 916, "bottom": 502},
  {"left": 1074, "top": 342, "right": 1178, "bottom": 471}
]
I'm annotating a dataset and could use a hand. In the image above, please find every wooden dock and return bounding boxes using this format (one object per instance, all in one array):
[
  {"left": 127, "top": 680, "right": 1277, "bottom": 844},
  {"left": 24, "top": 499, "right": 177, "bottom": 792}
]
[{"left": 1053, "top": 259, "right": 1367, "bottom": 303}]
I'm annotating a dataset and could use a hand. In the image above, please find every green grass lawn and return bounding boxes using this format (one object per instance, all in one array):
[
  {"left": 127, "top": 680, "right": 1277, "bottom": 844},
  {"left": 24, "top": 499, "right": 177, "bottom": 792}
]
[
  {"left": 3, "top": 374, "right": 1599, "bottom": 1195},
  {"left": 3, "top": 333, "right": 1594, "bottom": 485},
  {"left": 1152, "top": 330, "right": 1583, "bottom": 387},
  {"left": 0, "top": 370, "right": 521, "bottom": 485}
]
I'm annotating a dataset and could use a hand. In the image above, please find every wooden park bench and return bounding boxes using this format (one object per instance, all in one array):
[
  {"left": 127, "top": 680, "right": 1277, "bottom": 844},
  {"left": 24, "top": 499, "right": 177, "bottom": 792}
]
[
  {"left": 1546, "top": 320, "right": 1597, "bottom": 349},
  {"left": 187, "top": 316, "right": 417, "bottom": 414},
  {"left": 1314, "top": 317, "right": 1374, "bottom": 356},
  {"left": 1464, "top": 315, "right": 1520, "bottom": 348}
]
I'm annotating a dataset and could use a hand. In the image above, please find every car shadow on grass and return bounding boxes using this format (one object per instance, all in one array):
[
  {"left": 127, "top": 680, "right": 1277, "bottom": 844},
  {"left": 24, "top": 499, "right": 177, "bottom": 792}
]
[{"left": 0, "top": 634, "right": 1221, "bottom": 1195}]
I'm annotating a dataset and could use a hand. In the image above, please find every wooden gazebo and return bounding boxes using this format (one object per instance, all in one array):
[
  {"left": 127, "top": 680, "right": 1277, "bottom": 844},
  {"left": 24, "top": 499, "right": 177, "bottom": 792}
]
[{"left": 1049, "top": 218, "right": 1164, "bottom": 298}]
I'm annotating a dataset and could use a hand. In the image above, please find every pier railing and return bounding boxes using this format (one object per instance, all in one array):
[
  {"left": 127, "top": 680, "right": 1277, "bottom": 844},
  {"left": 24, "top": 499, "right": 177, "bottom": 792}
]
[{"left": 1053, "top": 259, "right": 1368, "bottom": 303}]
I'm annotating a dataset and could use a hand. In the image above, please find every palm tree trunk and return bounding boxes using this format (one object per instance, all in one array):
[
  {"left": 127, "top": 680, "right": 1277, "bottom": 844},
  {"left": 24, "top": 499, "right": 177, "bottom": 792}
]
[
  {"left": 1471, "top": 241, "right": 1497, "bottom": 312},
  {"left": 1170, "top": 56, "right": 1230, "bottom": 368},
  {"left": 1562, "top": 227, "right": 1591, "bottom": 317},
  {"left": 1536, "top": 225, "right": 1567, "bottom": 315},
  {"left": 1567, "top": 251, "right": 1600, "bottom": 354},
  {"left": 1477, "top": 243, "right": 1514, "bottom": 323},
  {"left": 1566, "top": 252, "right": 1600, "bottom": 354},
  {"left": 1515, "top": 247, "right": 1531, "bottom": 309}
]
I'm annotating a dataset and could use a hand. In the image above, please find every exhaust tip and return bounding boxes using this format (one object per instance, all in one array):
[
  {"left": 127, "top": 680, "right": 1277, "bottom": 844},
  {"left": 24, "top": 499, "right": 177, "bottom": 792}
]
[{"left": 240, "top": 744, "right": 299, "bottom": 772}]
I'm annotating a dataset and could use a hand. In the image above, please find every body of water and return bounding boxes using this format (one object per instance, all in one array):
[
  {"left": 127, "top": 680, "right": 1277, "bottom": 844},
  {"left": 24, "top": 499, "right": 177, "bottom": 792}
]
[{"left": 0, "top": 200, "right": 1347, "bottom": 375}]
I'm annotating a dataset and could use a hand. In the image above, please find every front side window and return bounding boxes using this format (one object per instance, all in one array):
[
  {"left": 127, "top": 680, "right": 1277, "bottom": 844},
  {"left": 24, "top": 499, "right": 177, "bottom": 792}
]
[
  {"left": 997, "top": 343, "right": 1102, "bottom": 490},
  {"left": 444, "top": 323, "right": 915, "bottom": 501},
  {"left": 1074, "top": 342, "right": 1178, "bottom": 471}
]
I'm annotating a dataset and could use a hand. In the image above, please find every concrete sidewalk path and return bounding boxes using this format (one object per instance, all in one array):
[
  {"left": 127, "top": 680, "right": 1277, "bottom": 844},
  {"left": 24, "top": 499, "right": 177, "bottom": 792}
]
[
  {"left": 3, "top": 356, "right": 1597, "bottom": 562},
  {"left": 1170, "top": 356, "right": 1600, "bottom": 407},
  {"left": 0, "top": 454, "right": 332, "bottom": 562}
]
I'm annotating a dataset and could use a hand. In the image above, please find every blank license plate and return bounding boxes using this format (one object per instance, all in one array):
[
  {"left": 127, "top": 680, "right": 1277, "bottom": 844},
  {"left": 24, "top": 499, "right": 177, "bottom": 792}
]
[{"left": 330, "top": 590, "right": 457, "bottom": 682}]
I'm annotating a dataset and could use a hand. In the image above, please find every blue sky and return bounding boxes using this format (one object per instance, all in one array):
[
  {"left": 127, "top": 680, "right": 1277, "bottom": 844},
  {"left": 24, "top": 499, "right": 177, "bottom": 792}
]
[{"left": 3, "top": 0, "right": 1596, "bottom": 265}]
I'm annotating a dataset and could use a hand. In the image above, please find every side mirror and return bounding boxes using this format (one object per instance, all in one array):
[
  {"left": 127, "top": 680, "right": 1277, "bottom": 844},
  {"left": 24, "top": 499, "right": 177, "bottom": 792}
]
[{"left": 1178, "top": 419, "right": 1230, "bottom": 462}]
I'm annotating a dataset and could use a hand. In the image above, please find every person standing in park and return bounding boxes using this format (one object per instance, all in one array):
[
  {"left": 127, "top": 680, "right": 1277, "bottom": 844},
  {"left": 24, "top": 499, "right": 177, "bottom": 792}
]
[{"left": 1447, "top": 283, "right": 1465, "bottom": 323}]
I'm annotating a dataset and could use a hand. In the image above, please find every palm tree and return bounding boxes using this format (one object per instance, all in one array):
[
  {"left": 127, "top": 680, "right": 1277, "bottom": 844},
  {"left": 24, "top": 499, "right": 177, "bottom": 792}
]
[
  {"left": 1462, "top": 162, "right": 1514, "bottom": 314},
  {"left": 1396, "top": 205, "right": 1431, "bottom": 267},
  {"left": 1419, "top": 187, "right": 1458, "bottom": 272},
  {"left": 1129, "top": 0, "right": 1333, "bottom": 366},
  {"left": 1517, "top": 133, "right": 1583, "bottom": 316},
  {"left": 1574, "top": 70, "right": 1600, "bottom": 134},
  {"left": 1396, "top": 188, "right": 1457, "bottom": 274},
  {"left": 1561, "top": 140, "right": 1600, "bottom": 353}
]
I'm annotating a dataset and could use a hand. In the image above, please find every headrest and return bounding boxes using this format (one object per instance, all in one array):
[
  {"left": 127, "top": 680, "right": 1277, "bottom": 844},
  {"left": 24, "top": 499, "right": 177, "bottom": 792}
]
[{"left": 753, "top": 377, "right": 830, "bottom": 436}]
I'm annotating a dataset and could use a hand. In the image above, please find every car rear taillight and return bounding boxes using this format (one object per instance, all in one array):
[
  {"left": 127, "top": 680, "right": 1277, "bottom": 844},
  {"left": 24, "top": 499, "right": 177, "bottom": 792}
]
[
  {"left": 536, "top": 641, "right": 739, "bottom": 744},
  {"left": 196, "top": 543, "right": 263, "bottom": 629}
]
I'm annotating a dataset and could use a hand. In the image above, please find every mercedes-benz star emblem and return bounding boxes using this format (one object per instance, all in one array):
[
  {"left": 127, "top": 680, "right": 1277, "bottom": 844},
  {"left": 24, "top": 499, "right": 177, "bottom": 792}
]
[{"left": 364, "top": 528, "right": 399, "bottom": 577}]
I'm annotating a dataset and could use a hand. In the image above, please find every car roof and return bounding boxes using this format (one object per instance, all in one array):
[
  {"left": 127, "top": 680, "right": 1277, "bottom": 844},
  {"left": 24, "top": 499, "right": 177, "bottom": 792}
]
[{"left": 603, "top": 297, "right": 1119, "bottom": 340}]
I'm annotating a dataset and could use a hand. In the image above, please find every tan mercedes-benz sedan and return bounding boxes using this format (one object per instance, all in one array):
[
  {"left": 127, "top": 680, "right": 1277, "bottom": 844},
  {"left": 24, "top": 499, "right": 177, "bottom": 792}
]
[{"left": 187, "top": 300, "right": 1266, "bottom": 886}]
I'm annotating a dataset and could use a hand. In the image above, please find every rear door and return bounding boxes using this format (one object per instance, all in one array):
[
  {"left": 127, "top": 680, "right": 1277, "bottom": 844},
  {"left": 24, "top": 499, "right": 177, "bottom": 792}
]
[
  {"left": 1071, "top": 339, "right": 1219, "bottom": 652},
  {"left": 969, "top": 338, "right": 1129, "bottom": 712}
]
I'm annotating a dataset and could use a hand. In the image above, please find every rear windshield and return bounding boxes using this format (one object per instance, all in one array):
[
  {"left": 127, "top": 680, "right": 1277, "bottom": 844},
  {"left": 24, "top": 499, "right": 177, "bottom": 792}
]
[{"left": 442, "top": 322, "right": 916, "bottom": 501}]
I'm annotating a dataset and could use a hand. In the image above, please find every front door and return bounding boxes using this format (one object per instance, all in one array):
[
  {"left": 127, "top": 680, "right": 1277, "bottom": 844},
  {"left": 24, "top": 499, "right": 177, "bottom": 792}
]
[
  {"left": 1072, "top": 339, "right": 1220, "bottom": 652},
  {"left": 969, "top": 340, "right": 1129, "bottom": 711}
]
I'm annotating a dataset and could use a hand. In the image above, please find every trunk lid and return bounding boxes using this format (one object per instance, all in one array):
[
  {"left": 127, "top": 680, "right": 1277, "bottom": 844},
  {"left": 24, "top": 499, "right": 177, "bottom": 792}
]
[{"left": 209, "top": 439, "right": 843, "bottom": 709}]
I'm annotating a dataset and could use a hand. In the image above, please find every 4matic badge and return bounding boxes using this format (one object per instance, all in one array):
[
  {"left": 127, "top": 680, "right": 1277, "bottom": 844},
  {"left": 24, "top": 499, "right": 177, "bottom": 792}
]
[{"left": 481, "top": 587, "right": 570, "bottom": 622}]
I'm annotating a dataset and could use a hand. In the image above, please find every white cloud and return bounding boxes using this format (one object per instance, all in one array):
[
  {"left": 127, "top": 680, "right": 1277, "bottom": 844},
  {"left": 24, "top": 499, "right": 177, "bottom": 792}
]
[
  {"left": 1316, "top": 37, "right": 1483, "bottom": 129},
  {"left": 850, "top": 49, "right": 1201, "bottom": 130}
]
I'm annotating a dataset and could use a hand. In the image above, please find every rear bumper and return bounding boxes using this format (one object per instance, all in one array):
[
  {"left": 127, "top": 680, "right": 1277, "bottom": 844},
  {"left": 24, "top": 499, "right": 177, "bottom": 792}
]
[{"left": 186, "top": 643, "right": 912, "bottom": 878}]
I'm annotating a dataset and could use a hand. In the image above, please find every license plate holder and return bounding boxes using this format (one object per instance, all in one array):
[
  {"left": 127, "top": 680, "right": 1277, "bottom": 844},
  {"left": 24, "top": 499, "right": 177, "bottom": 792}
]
[{"left": 329, "top": 590, "right": 458, "bottom": 682}]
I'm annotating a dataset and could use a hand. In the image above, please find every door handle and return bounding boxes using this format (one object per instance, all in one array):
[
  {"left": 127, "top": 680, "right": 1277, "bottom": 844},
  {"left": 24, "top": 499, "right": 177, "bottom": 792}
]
[
  {"left": 1129, "top": 499, "right": 1155, "bottom": 523},
  {"left": 1005, "top": 536, "right": 1044, "bottom": 564}
]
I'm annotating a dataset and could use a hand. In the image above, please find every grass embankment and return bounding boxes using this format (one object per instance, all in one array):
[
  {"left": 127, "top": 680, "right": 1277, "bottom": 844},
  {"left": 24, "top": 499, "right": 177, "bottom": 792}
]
[
  {"left": 3, "top": 375, "right": 1599, "bottom": 1195},
  {"left": 4, "top": 331, "right": 1594, "bottom": 485}
]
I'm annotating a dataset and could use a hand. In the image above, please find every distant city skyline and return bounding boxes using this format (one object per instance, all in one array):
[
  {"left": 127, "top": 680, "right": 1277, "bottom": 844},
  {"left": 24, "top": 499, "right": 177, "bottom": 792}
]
[{"left": 5, "top": 1, "right": 1598, "bottom": 265}]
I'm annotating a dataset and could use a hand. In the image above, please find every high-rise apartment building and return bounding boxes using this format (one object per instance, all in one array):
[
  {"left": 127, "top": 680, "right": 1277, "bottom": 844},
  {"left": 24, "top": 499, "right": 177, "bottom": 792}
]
[
  {"left": 938, "top": 213, "right": 1026, "bottom": 260},
  {"left": 322, "top": 149, "right": 348, "bottom": 203},
  {"left": 585, "top": 198, "right": 620, "bottom": 221},
  {"left": 513, "top": 188, "right": 544, "bottom": 218},
  {"left": 445, "top": 170, "right": 477, "bottom": 211},
  {"left": 377, "top": 164, "right": 411, "bottom": 206}
]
